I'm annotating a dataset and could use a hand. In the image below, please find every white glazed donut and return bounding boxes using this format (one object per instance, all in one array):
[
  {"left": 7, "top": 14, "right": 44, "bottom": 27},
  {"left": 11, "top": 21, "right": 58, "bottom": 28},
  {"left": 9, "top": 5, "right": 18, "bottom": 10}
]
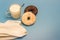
[{"left": 22, "top": 12, "right": 36, "bottom": 25}]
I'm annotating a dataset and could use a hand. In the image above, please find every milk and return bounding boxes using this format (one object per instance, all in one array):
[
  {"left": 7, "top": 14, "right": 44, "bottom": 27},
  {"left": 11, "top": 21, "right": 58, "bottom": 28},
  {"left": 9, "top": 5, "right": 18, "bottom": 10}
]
[{"left": 9, "top": 4, "right": 21, "bottom": 19}]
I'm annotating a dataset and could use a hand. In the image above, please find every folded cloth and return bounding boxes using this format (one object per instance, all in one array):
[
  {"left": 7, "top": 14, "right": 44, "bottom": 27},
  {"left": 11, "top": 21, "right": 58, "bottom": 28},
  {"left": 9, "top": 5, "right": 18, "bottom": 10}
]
[
  {"left": 0, "top": 20, "right": 27, "bottom": 40},
  {"left": 0, "top": 36, "right": 16, "bottom": 40}
]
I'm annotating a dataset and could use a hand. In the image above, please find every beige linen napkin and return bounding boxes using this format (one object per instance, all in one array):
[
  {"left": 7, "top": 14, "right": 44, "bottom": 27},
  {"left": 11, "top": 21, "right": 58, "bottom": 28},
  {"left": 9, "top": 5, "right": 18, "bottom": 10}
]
[{"left": 0, "top": 20, "right": 27, "bottom": 40}]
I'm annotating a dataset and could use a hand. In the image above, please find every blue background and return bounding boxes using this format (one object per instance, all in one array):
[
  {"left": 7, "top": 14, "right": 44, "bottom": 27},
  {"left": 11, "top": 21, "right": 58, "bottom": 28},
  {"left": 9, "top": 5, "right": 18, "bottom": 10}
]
[{"left": 0, "top": 0, "right": 60, "bottom": 40}]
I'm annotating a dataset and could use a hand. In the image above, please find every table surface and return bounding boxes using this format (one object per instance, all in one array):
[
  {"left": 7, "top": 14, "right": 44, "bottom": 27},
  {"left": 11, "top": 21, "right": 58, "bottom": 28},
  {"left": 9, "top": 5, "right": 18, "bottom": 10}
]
[{"left": 0, "top": 0, "right": 60, "bottom": 40}]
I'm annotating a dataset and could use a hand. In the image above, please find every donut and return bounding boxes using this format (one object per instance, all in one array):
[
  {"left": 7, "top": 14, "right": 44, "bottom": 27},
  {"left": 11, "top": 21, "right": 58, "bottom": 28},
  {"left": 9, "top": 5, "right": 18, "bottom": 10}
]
[
  {"left": 24, "top": 5, "right": 38, "bottom": 15},
  {"left": 22, "top": 12, "right": 36, "bottom": 25}
]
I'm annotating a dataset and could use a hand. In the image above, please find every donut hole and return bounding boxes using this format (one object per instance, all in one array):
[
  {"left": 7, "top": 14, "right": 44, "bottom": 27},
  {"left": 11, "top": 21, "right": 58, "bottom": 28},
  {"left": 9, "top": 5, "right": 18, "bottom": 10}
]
[
  {"left": 29, "top": 9, "right": 33, "bottom": 12},
  {"left": 27, "top": 17, "right": 30, "bottom": 20}
]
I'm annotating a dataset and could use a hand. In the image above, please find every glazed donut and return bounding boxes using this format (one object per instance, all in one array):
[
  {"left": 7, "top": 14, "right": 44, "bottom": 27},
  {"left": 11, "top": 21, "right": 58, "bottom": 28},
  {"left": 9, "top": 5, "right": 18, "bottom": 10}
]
[
  {"left": 24, "top": 5, "right": 38, "bottom": 15},
  {"left": 22, "top": 12, "right": 36, "bottom": 25}
]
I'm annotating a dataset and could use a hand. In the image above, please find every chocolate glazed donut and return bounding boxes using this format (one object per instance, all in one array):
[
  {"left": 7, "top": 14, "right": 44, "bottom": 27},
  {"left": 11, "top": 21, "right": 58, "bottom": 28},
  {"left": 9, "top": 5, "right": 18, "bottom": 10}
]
[{"left": 24, "top": 5, "right": 38, "bottom": 15}]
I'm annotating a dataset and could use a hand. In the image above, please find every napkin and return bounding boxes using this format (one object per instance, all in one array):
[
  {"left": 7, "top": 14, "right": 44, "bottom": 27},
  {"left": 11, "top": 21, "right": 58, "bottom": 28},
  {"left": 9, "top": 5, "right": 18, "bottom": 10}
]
[{"left": 0, "top": 20, "right": 27, "bottom": 40}]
